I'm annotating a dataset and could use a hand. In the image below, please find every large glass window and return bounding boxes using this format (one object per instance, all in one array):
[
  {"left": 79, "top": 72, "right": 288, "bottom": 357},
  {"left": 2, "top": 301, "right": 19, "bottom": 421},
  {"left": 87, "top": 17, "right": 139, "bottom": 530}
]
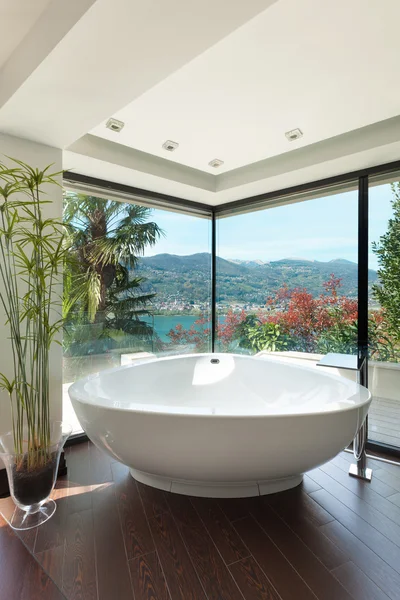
[
  {"left": 368, "top": 176, "right": 400, "bottom": 448},
  {"left": 136, "top": 208, "right": 212, "bottom": 354},
  {"left": 216, "top": 189, "right": 359, "bottom": 358},
  {"left": 61, "top": 175, "right": 400, "bottom": 453},
  {"left": 62, "top": 190, "right": 211, "bottom": 433}
]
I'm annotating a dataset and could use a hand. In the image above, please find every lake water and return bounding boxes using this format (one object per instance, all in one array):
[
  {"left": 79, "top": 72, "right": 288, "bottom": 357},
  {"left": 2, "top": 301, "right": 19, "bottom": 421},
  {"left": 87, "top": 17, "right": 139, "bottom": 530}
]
[
  {"left": 142, "top": 314, "right": 230, "bottom": 342},
  {"left": 143, "top": 315, "right": 209, "bottom": 342}
]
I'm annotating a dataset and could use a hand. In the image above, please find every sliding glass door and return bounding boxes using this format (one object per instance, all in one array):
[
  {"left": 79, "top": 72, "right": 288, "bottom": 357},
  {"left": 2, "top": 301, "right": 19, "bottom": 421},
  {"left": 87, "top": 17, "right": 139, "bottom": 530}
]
[{"left": 368, "top": 176, "right": 400, "bottom": 449}]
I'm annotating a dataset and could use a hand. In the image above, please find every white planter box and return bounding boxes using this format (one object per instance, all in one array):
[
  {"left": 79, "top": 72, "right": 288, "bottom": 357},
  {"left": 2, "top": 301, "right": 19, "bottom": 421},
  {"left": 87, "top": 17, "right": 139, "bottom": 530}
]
[
  {"left": 257, "top": 351, "right": 400, "bottom": 401},
  {"left": 120, "top": 352, "right": 156, "bottom": 366},
  {"left": 369, "top": 360, "right": 400, "bottom": 401}
]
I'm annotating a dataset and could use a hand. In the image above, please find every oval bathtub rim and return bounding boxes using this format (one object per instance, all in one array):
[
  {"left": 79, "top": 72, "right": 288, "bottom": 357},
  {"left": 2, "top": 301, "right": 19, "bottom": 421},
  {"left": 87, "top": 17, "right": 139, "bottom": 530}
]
[{"left": 68, "top": 353, "right": 372, "bottom": 419}]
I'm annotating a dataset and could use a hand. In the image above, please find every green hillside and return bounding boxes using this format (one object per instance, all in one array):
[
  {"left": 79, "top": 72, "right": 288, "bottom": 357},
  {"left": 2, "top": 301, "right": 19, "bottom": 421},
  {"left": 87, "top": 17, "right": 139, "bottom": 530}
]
[{"left": 136, "top": 253, "right": 377, "bottom": 306}]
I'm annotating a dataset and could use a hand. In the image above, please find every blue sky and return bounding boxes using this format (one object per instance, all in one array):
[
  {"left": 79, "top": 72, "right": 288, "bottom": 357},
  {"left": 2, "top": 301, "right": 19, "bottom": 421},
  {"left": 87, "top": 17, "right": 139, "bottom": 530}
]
[{"left": 144, "top": 183, "right": 396, "bottom": 271}]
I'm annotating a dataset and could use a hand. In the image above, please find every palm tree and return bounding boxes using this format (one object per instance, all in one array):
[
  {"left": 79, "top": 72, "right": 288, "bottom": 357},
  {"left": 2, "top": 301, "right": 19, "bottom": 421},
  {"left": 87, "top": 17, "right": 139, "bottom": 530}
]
[{"left": 63, "top": 192, "right": 163, "bottom": 349}]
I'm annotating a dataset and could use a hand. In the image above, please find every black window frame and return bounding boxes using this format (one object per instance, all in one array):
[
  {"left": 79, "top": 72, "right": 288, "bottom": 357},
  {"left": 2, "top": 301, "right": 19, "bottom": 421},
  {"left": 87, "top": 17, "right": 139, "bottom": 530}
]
[{"left": 63, "top": 161, "right": 400, "bottom": 458}]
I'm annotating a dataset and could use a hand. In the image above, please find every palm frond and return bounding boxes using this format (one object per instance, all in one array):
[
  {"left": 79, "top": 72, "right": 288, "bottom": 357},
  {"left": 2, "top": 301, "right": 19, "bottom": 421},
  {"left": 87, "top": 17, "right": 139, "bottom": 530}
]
[
  {"left": 86, "top": 269, "right": 102, "bottom": 323},
  {"left": 63, "top": 192, "right": 162, "bottom": 326}
]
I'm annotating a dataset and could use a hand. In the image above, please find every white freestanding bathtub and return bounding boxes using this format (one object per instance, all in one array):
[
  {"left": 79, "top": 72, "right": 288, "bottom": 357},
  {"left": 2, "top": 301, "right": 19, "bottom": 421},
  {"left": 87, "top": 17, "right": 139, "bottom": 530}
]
[{"left": 69, "top": 353, "right": 371, "bottom": 498}]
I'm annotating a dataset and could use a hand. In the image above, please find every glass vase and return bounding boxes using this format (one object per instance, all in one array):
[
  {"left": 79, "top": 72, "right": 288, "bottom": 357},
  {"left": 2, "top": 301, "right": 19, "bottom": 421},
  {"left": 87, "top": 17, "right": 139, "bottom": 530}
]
[{"left": 0, "top": 421, "right": 72, "bottom": 530}]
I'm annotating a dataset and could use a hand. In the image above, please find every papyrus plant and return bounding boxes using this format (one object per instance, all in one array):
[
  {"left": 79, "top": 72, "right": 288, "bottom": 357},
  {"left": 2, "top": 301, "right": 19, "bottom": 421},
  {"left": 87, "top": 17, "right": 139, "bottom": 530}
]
[{"left": 0, "top": 159, "right": 66, "bottom": 469}]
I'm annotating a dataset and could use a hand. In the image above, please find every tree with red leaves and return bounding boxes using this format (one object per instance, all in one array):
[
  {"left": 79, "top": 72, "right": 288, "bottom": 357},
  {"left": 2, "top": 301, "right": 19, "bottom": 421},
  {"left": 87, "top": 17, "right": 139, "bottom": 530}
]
[
  {"left": 168, "top": 275, "right": 359, "bottom": 353},
  {"left": 217, "top": 309, "right": 247, "bottom": 347},
  {"left": 167, "top": 309, "right": 247, "bottom": 352},
  {"left": 167, "top": 273, "right": 397, "bottom": 359},
  {"left": 167, "top": 316, "right": 211, "bottom": 352},
  {"left": 265, "top": 274, "right": 358, "bottom": 352}
]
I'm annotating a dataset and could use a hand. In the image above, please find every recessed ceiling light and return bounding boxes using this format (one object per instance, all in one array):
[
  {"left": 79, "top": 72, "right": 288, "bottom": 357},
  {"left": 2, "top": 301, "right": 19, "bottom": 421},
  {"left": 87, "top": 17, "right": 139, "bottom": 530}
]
[
  {"left": 106, "top": 118, "right": 125, "bottom": 133},
  {"left": 208, "top": 158, "right": 224, "bottom": 168},
  {"left": 162, "top": 140, "right": 179, "bottom": 152},
  {"left": 285, "top": 128, "right": 303, "bottom": 142}
]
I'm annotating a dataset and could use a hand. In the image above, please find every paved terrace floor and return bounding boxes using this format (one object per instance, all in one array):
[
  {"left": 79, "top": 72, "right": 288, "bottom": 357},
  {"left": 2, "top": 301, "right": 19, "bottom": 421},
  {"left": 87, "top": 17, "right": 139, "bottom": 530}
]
[{"left": 369, "top": 396, "right": 400, "bottom": 448}]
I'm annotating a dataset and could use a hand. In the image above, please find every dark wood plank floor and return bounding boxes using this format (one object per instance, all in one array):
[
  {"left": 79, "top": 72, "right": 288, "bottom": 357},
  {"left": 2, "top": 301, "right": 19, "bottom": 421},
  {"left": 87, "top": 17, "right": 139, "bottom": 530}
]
[{"left": 1, "top": 443, "right": 400, "bottom": 600}]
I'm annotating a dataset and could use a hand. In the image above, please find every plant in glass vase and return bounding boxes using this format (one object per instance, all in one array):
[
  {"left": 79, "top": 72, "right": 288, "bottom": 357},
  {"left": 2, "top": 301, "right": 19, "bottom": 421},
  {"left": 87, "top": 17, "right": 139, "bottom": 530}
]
[{"left": 0, "top": 159, "right": 71, "bottom": 530}]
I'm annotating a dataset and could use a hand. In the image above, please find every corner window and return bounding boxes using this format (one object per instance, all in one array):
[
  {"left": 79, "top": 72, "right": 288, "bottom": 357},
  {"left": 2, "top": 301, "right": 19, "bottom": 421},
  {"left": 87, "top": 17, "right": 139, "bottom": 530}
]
[{"left": 62, "top": 190, "right": 211, "bottom": 433}]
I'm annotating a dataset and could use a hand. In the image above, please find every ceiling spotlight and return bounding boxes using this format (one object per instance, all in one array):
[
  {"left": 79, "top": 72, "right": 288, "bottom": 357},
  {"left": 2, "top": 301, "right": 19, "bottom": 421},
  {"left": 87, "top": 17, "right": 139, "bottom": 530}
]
[
  {"left": 208, "top": 158, "right": 224, "bottom": 168},
  {"left": 106, "top": 118, "right": 125, "bottom": 133},
  {"left": 285, "top": 128, "right": 303, "bottom": 142},
  {"left": 162, "top": 140, "right": 179, "bottom": 152}
]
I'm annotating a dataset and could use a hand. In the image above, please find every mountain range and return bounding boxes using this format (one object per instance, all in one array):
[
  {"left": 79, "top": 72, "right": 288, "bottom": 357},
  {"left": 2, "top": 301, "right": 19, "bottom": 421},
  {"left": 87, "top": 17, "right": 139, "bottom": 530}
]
[{"left": 137, "top": 253, "right": 378, "bottom": 305}]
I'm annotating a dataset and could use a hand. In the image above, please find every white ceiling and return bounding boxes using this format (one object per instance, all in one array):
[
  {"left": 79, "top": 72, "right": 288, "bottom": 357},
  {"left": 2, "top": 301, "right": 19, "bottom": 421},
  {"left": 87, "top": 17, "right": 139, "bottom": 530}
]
[
  {"left": 2, "top": 0, "right": 400, "bottom": 206},
  {"left": 0, "top": 0, "right": 51, "bottom": 69},
  {"left": 90, "top": 0, "right": 400, "bottom": 175},
  {"left": 0, "top": 0, "right": 273, "bottom": 148}
]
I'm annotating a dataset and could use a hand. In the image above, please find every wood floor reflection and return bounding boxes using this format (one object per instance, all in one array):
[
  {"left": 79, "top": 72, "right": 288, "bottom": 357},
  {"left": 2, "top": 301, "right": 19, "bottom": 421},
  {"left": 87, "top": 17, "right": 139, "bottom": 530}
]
[{"left": 1, "top": 442, "right": 400, "bottom": 599}]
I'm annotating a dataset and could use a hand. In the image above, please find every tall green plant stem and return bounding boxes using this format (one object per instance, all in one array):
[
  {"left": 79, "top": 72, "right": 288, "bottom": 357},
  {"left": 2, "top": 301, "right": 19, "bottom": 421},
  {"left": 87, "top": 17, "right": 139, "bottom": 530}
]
[{"left": 0, "top": 160, "right": 65, "bottom": 469}]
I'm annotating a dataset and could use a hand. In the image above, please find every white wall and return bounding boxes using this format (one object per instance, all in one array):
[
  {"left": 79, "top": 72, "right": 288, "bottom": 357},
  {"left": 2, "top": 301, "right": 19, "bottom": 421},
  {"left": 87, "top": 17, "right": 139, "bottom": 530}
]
[{"left": 0, "top": 134, "right": 63, "bottom": 466}]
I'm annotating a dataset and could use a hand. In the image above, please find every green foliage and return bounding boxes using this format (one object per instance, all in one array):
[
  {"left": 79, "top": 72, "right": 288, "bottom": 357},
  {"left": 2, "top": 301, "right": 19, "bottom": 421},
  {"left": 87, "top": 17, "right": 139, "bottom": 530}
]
[
  {"left": 138, "top": 253, "right": 372, "bottom": 305},
  {"left": 63, "top": 192, "right": 163, "bottom": 354},
  {"left": 0, "top": 159, "right": 65, "bottom": 463},
  {"left": 234, "top": 316, "right": 289, "bottom": 352},
  {"left": 372, "top": 182, "right": 400, "bottom": 343},
  {"left": 368, "top": 316, "right": 399, "bottom": 362},
  {"left": 63, "top": 316, "right": 105, "bottom": 357},
  {"left": 316, "top": 321, "right": 358, "bottom": 355}
]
